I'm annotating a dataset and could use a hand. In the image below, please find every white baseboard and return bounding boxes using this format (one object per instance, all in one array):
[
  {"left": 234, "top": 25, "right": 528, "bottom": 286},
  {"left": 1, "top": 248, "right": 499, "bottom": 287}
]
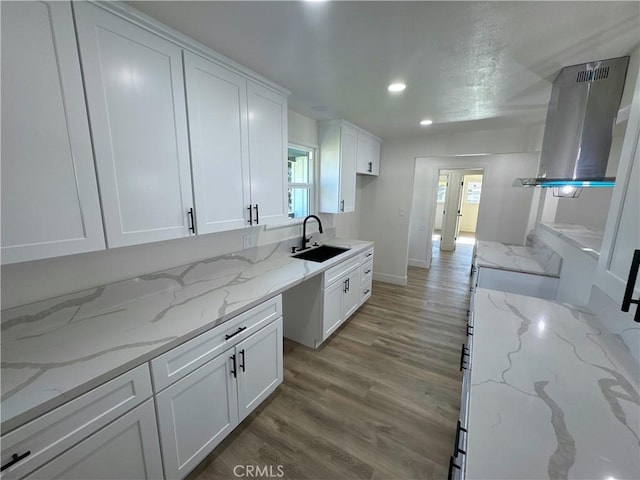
[
  {"left": 408, "top": 259, "right": 429, "bottom": 269},
  {"left": 373, "top": 272, "right": 407, "bottom": 286}
]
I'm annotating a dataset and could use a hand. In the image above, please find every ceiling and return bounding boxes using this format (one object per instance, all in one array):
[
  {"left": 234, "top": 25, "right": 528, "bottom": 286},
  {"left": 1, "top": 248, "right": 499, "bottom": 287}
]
[{"left": 128, "top": 1, "right": 640, "bottom": 139}]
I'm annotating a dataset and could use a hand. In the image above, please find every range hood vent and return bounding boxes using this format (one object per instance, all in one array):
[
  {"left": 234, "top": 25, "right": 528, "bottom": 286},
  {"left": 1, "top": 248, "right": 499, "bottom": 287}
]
[{"left": 514, "top": 56, "right": 629, "bottom": 189}]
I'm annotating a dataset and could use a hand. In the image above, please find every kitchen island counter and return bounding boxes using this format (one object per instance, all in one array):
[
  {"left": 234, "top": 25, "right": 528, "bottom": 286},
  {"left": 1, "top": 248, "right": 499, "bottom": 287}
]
[
  {"left": 466, "top": 288, "right": 640, "bottom": 479},
  {"left": 474, "top": 240, "right": 561, "bottom": 277}
]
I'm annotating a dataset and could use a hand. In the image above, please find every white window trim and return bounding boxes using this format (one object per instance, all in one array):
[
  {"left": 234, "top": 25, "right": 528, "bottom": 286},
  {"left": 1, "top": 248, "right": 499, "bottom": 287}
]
[{"left": 286, "top": 142, "right": 317, "bottom": 220}]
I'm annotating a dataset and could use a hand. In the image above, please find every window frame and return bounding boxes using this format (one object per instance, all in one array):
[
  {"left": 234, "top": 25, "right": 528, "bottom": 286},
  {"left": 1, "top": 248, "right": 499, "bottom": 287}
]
[{"left": 287, "top": 143, "right": 316, "bottom": 220}]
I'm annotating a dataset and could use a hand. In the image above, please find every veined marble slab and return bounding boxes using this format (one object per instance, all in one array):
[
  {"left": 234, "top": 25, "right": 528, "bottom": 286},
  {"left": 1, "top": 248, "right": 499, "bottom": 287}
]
[
  {"left": 475, "top": 241, "right": 561, "bottom": 277},
  {"left": 539, "top": 222, "right": 604, "bottom": 259},
  {"left": 0, "top": 238, "right": 372, "bottom": 433},
  {"left": 467, "top": 288, "right": 640, "bottom": 480}
]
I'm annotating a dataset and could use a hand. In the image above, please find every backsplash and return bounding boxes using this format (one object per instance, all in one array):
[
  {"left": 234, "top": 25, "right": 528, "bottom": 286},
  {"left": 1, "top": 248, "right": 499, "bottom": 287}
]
[{"left": 1, "top": 221, "right": 337, "bottom": 309}]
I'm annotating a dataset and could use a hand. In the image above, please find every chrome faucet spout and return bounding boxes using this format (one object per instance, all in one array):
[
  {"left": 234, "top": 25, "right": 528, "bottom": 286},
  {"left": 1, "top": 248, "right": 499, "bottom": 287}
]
[{"left": 301, "top": 215, "right": 324, "bottom": 251}]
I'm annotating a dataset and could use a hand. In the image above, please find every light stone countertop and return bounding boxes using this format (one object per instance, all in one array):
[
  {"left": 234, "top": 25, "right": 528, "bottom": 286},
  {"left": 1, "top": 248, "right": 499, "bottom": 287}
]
[
  {"left": 539, "top": 222, "right": 605, "bottom": 259},
  {"left": 0, "top": 238, "right": 373, "bottom": 433},
  {"left": 467, "top": 288, "right": 640, "bottom": 480},
  {"left": 474, "top": 241, "right": 561, "bottom": 277}
]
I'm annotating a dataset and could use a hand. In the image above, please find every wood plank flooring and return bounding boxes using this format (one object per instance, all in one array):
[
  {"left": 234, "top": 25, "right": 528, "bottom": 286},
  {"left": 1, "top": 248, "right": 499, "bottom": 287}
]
[{"left": 190, "top": 244, "right": 473, "bottom": 480}]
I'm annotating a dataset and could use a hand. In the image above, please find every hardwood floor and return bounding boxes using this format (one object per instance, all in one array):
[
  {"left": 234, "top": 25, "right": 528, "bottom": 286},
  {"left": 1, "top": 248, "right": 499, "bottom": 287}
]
[{"left": 190, "top": 245, "right": 473, "bottom": 480}]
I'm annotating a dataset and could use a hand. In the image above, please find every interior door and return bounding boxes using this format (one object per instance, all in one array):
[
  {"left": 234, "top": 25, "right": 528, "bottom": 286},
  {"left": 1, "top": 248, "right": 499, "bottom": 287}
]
[{"left": 441, "top": 171, "right": 463, "bottom": 251}]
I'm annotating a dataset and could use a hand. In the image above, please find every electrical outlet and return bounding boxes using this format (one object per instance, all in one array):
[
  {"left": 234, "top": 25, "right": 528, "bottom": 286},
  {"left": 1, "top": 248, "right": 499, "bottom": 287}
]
[
  {"left": 398, "top": 208, "right": 406, "bottom": 217},
  {"left": 243, "top": 234, "right": 254, "bottom": 249}
]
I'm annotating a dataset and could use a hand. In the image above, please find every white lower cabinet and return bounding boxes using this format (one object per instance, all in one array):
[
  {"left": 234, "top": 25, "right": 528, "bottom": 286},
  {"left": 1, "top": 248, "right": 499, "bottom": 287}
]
[
  {"left": 324, "top": 265, "right": 361, "bottom": 337},
  {"left": 283, "top": 248, "right": 373, "bottom": 349},
  {"left": 236, "top": 319, "right": 283, "bottom": 421},
  {"left": 23, "top": 400, "right": 163, "bottom": 480},
  {"left": 155, "top": 317, "right": 283, "bottom": 479},
  {"left": 155, "top": 349, "right": 239, "bottom": 479}
]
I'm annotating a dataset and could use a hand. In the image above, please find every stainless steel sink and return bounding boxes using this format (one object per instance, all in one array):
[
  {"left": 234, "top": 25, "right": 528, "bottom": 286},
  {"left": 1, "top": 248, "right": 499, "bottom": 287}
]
[{"left": 292, "top": 245, "right": 350, "bottom": 263}]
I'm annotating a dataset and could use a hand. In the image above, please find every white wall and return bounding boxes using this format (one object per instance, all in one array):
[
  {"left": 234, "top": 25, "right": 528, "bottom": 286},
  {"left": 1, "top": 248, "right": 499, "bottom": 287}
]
[
  {"left": 361, "top": 124, "right": 543, "bottom": 284},
  {"left": 408, "top": 154, "right": 538, "bottom": 269},
  {"left": 1, "top": 110, "right": 361, "bottom": 308}
]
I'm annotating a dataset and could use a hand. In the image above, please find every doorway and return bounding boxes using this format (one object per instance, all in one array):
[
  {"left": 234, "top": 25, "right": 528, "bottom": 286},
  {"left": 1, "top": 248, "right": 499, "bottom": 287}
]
[{"left": 433, "top": 169, "right": 484, "bottom": 251}]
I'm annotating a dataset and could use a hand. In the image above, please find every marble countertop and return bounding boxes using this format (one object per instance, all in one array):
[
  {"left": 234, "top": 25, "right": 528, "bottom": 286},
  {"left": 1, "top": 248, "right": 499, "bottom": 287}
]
[
  {"left": 0, "top": 238, "right": 373, "bottom": 433},
  {"left": 467, "top": 288, "right": 640, "bottom": 479},
  {"left": 538, "top": 222, "right": 604, "bottom": 260},
  {"left": 474, "top": 241, "right": 561, "bottom": 277}
]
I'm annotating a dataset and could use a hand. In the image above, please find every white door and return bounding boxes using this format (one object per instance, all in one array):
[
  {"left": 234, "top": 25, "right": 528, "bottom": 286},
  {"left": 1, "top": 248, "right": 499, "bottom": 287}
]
[
  {"left": 323, "top": 280, "right": 345, "bottom": 339},
  {"left": 342, "top": 267, "right": 361, "bottom": 320},
  {"left": 24, "top": 400, "right": 163, "bottom": 480},
  {"left": 595, "top": 72, "right": 640, "bottom": 309},
  {"left": 235, "top": 318, "right": 283, "bottom": 422},
  {"left": 155, "top": 348, "right": 239, "bottom": 480},
  {"left": 441, "top": 171, "right": 464, "bottom": 251},
  {"left": 74, "top": 3, "right": 194, "bottom": 248},
  {"left": 339, "top": 126, "right": 358, "bottom": 212},
  {"left": 1, "top": 1, "right": 105, "bottom": 264},
  {"left": 247, "top": 82, "right": 288, "bottom": 225},
  {"left": 183, "top": 52, "right": 251, "bottom": 234}
]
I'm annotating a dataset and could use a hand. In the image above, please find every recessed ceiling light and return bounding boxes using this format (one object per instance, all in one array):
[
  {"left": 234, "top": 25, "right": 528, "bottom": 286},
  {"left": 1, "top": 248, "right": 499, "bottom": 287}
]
[
  {"left": 388, "top": 83, "right": 406, "bottom": 93},
  {"left": 420, "top": 119, "right": 433, "bottom": 126}
]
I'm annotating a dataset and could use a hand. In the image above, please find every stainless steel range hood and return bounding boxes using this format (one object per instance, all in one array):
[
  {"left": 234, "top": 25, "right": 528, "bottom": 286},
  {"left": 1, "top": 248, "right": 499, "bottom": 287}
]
[{"left": 514, "top": 56, "right": 629, "bottom": 189}]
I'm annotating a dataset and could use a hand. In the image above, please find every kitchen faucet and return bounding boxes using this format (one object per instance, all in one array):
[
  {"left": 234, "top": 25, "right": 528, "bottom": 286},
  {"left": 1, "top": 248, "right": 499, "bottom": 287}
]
[{"left": 300, "top": 215, "right": 323, "bottom": 251}]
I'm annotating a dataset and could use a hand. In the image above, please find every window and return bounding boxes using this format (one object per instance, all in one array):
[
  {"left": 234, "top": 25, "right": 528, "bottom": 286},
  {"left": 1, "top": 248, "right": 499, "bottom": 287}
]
[
  {"left": 287, "top": 145, "right": 314, "bottom": 218},
  {"left": 437, "top": 180, "right": 447, "bottom": 203},
  {"left": 466, "top": 182, "right": 482, "bottom": 203}
]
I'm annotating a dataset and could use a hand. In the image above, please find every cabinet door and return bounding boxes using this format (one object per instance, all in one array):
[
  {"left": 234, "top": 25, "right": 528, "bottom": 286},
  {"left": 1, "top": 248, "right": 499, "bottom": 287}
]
[
  {"left": 184, "top": 52, "right": 251, "bottom": 234},
  {"left": 323, "top": 279, "right": 346, "bottom": 339},
  {"left": 236, "top": 318, "right": 283, "bottom": 422},
  {"left": 339, "top": 126, "right": 358, "bottom": 212},
  {"left": 247, "top": 82, "right": 288, "bottom": 225},
  {"left": 156, "top": 348, "right": 238, "bottom": 479},
  {"left": 74, "top": 3, "right": 194, "bottom": 248},
  {"left": 356, "top": 133, "right": 380, "bottom": 176},
  {"left": 342, "top": 266, "right": 361, "bottom": 319},
  {"left": 24, "top": 400, "right": 163, "bottom": 480},
  {"left": 595, "top": 72, "right": 640, "bottom": 308},
  {"left": 1, "top": 1, "right": 105, "bottom": 264}
]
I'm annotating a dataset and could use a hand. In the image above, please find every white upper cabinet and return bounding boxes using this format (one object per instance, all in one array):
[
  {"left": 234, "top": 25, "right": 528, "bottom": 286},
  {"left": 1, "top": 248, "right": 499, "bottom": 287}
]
[
  {"left": 74, "top": 3, "right": 194, "bottom": 248},
  {"left": 1, "top": 1, "right": 105, "bottom": 264},
  {"left": 356, "top": 131, "right": 381, "bottom": 176},
  {"left": 247, "top": 82, "right": 289, "bottom": 225},
  {"left": 183, "top": 51, "right": 251, "bottom": 234},
  {"left": 319, "top": 120, "right": 358, "bottom": 213}
]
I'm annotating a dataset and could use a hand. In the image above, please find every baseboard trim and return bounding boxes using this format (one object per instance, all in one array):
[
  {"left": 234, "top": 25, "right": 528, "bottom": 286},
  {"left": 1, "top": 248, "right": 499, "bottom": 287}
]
[
  {"left": 408, "top": 259, "right": 429, "bottom": 269},
  {"left": 373, "top": 272, "right": 408, "bottom": 286}
]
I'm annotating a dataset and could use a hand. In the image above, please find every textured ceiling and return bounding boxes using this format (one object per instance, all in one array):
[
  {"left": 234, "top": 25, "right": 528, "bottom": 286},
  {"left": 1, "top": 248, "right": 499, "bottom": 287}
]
[{"left": 128, "top": 1, "right": 640, "bottom": 139}]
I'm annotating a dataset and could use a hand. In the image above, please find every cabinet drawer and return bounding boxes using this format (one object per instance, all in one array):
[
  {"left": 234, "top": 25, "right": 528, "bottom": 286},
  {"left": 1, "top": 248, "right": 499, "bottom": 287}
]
[
  {"left": 359, "top": 248, "right": 374, "bottom": 263},
  {"left": 361, "top": 276, "right": 373, "bottom": 304},
  {"left": 360, "top": 259, "right": 373, "bottom": 281},
  {"left": 1, "top": 364, "right": 152, "bottom": 479},
  {"left": 324, "top": 256, "right": 360, "bottom": 287},
  {"left": 151, "top": 295, "right": 282, "bottom": 392}
]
